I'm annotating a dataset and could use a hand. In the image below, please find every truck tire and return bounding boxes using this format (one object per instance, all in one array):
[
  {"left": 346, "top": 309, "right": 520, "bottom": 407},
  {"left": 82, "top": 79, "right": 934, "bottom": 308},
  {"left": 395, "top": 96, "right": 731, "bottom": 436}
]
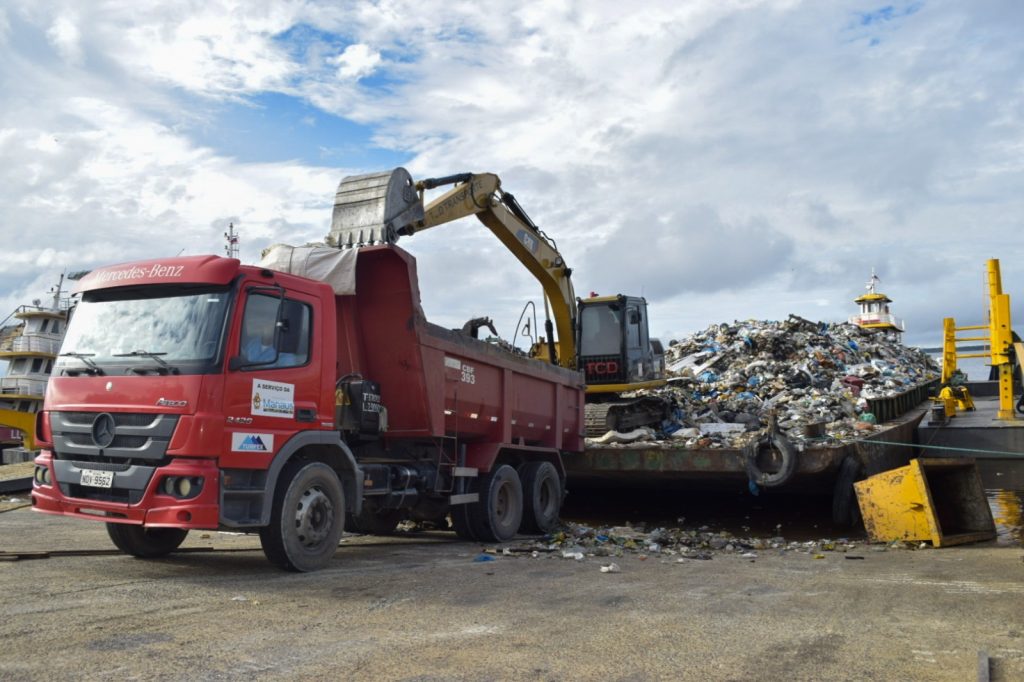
[
  {"left": 106, "top": 523, "right": 188, "bottom": 558},
  {"left": 451, "top": 504, "right": 479, "bottom": 542},
  {"left": 259, "top": 460, "right": 345, "bottom": 572},
  {"left": 468, "top": 464, "right": 523, "bottom": 543},
  {"left": 832, "top": 455, "right": 864, "bottom": 527},
  {"left": 518, "top": 461, "right": 562, "bottom": 535}
]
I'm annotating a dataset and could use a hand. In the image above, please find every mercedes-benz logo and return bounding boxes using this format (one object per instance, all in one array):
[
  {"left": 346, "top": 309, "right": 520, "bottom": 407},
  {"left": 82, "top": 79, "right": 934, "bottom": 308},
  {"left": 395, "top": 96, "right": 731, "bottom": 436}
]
[{"left": 91, "top": 413, "right": 116, "bottom": 449}]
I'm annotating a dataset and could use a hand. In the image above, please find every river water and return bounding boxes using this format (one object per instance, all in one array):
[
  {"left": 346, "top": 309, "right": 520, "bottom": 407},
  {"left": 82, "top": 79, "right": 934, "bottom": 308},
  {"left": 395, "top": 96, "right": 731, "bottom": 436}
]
[{"left": 978, "top": 459, "right": 1024, "bottom": 546}]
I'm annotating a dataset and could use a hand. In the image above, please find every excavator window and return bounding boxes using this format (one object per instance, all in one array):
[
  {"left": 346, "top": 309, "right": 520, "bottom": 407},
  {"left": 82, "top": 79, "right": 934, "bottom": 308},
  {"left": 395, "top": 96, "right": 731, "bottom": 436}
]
[
  {"left": 626, "top": 307, "right": 642, "bottom": 350},
  {"left": 580, "top": 304, "right": 622, "bottom": 356}
]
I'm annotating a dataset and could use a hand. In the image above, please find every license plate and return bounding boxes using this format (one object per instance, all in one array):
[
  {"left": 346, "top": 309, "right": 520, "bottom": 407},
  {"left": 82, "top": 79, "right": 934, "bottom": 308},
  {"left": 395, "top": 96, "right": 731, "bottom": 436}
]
[{"left": 80, "top": 469, "right": 114, "bottom": 488}]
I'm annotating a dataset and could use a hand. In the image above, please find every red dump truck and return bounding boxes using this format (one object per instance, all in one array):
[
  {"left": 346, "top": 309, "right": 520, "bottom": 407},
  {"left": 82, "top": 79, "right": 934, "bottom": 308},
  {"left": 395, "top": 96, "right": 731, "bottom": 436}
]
[{"left": 31, "top": 245, "right": 584, "bottom": 571}]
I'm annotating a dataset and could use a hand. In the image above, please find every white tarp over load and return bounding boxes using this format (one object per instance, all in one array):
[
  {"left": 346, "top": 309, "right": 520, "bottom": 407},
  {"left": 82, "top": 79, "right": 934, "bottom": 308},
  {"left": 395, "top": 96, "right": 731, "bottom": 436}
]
[{"left": 258, "top": 244, "right": 358, "bottom": 295}]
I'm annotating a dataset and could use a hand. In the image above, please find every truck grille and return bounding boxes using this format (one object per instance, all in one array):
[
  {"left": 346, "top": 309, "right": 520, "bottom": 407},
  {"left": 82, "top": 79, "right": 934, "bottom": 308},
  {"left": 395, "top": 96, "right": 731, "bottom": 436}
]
[
  {"left": 50, "top": 411, "right": 179, "bottom": 465},
  {"left": 65, "top": 483, "right": 138, "bottom": 504}
]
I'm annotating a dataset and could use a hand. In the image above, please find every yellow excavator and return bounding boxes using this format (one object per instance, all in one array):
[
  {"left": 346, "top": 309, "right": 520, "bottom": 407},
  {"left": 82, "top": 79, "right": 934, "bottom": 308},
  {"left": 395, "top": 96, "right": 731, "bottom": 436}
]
[{"left": 327, "top": 168, "right": 671, "bottom": 435}]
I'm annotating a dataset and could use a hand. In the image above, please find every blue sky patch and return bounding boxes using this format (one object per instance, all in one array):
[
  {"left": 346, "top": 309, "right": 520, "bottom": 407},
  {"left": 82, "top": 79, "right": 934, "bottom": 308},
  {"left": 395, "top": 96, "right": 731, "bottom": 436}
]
[
  {"left": 857, "top": 2, "right": 924, "bottom": 27},
  {"left": 182, "top": 92, "right": 410, "bottom": 169},
  {"left": 845, "top": 2, "right": 924, "bottom": 46}
]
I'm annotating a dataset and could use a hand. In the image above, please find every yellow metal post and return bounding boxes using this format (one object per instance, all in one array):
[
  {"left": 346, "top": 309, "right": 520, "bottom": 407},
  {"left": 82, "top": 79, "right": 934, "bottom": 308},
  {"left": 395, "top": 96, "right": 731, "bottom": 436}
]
[
  {"left": 987, "top": 258, "right": 1003, "bottom": 298},
  {"left": 991, "top": 292, "right": 1016, "bottom": 420},
  {"left": 986, "top": 258, "right": 1017, "bottom": 420},
  {"left": 941, "top": 317, "right": 957, "bottom": 384}
]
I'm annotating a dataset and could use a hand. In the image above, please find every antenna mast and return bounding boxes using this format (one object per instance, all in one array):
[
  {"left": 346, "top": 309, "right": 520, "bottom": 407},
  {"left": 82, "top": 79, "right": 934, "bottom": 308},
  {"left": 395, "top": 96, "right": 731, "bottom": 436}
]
[{"left": 224, "top": 222, "right": 240, "bottom": 259}]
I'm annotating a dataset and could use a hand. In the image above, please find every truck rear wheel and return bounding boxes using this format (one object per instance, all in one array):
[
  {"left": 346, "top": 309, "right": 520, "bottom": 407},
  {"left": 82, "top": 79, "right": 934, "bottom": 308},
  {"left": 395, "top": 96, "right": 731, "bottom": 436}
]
[
  {"left": 451, "top": 496, "right": 480, "bottom": 541},
  {"left": 259, "top": 460, "right": 345, "bottom": 572},
  {"left": 519, "top": 461, "right": 562, "bottom": 535},
  {"left": 106, "top": 523, "right": 188, "bottom": 558},
  {"left": 469, "top": 464, "right": 524, "bottom": 543}
]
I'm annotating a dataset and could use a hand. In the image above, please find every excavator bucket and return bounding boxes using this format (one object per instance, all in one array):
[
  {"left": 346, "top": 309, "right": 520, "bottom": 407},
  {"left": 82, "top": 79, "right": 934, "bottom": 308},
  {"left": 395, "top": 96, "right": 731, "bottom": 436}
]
[{"left": 327, "top": 167, "right": 424, "bottom": 247}]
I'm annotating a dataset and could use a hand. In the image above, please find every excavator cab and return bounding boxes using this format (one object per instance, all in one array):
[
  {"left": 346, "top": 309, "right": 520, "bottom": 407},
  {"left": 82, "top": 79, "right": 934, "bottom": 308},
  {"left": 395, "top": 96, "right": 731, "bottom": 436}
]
[
  {"left": 577, "top": 295, "right": 665, "bottom": 392},
  {"left": 577, "top": 294, "right": 670, "bottom": 436}
]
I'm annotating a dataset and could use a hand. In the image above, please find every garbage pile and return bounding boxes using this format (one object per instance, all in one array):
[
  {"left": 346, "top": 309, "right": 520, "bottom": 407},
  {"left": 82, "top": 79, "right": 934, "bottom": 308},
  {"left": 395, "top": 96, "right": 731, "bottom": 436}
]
[
  {"left": 484, "top": 522, "right": 927, "bottom": 564},
  {"left": 597, "top": 316, "right": 939, "bottom": 449}
]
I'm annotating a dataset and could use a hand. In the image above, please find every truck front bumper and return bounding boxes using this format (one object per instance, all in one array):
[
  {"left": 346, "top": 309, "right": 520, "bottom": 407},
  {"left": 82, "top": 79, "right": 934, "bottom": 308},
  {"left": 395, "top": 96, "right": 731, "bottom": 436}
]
[{"left": 30, "top": 451, "right": 221, "bottom": 530}]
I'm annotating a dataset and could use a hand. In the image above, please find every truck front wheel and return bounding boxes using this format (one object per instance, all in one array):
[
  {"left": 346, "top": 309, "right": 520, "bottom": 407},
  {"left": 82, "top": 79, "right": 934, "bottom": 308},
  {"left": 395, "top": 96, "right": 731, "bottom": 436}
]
[
  {"left": 260, "top": 460, "right": 345, "bottom": 572},
  {"left": 106, "top": 523, "right": 188, "bottom": 558}
]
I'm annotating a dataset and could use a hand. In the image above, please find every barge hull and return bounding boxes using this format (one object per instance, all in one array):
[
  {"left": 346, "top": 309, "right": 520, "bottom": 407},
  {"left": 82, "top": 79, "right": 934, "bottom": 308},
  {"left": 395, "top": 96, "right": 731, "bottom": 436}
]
[{"left": 565, "top": 404, "right": 928, "bottom": 494}]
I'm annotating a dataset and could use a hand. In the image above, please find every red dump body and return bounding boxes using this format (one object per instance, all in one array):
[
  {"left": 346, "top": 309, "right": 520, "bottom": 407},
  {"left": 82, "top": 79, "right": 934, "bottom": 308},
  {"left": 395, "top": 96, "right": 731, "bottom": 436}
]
[{"left": 338, "top": 246, "right": 584, "bottom": 468}]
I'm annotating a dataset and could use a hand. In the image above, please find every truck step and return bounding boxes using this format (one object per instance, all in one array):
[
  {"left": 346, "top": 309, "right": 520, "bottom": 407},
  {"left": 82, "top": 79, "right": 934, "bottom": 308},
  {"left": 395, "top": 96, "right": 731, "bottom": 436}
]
[
  {"left": 449, "top": 493, "right": 479, "bottom": 505},
  {"left": 452, "top": 467, "right": 478, "bottom": 477}
]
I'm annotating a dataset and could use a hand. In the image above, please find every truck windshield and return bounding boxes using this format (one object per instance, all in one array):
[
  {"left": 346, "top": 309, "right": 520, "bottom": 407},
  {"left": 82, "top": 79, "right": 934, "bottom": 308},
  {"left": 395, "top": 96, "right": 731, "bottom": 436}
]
[
  {"left": 580, "top": 304, "right": 622, "bottom": 356},
  {"left": 56, "top": 286, "right": 232, "bottom": 375}
]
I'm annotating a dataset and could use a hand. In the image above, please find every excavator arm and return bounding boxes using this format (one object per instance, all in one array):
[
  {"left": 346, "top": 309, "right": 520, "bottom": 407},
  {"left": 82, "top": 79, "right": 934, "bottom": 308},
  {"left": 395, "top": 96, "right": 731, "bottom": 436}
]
[{"left": 327, "top": 168, "right": 577, "bottom": 368}]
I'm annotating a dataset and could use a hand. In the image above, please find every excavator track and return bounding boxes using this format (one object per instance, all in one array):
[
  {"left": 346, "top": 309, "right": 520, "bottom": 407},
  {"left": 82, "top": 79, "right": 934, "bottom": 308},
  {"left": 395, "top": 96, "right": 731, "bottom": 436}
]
[{"left": 584, "top": 397, "right": 673, "bottom": 438}]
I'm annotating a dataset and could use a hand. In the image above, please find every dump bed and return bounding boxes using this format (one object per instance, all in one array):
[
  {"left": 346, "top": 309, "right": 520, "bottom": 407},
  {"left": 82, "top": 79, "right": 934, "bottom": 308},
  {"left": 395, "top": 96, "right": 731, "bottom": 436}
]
[{"left": 334, "top": 246, "right": 585, "bottom": 457}]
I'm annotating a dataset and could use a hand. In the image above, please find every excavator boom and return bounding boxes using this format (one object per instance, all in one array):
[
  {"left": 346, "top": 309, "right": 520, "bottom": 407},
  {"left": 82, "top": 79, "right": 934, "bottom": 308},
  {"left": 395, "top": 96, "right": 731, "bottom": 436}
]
[
  {"left": 327, "top": 166, "right": 669, "bottom": 437},
  {"left": 327, "top": 168, "right": 577, "bottom": 368}
]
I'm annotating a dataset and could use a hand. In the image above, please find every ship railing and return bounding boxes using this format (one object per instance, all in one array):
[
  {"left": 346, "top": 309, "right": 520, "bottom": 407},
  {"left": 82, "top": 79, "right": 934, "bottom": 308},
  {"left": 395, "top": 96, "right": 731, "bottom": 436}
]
[
  {"left": 0, "top": 377, "right": 47, "bottom": 396},
  {"left": 0, "top": 336, "right": 62, "bottom": 355},
  {"left": 847, "top": 312, "right": 903, "bottom": 329}
]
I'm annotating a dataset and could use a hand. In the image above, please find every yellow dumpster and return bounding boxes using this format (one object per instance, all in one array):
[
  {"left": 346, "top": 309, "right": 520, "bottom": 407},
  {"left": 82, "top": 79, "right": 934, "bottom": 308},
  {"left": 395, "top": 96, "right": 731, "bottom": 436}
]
[{"left": 854, "top": 458, "right": 996, "bottom": 547}]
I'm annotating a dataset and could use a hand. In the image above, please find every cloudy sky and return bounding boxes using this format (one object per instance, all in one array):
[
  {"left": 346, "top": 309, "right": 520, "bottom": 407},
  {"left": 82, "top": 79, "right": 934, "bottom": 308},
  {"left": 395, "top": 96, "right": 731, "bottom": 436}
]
[{"left": 1, "top": 0, "right": 1022, "bottom": 355}]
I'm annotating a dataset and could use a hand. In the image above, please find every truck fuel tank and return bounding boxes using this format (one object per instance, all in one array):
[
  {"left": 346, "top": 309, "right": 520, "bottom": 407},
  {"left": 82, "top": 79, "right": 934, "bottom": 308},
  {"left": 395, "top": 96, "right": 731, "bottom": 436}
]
[{"left": 336, "top": 377, "right": 386, "bottom": 436}]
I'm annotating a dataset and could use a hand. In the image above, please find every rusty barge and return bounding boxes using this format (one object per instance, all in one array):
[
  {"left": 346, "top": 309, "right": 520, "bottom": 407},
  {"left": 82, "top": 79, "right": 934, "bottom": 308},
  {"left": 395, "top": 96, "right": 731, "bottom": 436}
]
[{"left": 565, "top": 381, "right": 936, "bottom": 525}]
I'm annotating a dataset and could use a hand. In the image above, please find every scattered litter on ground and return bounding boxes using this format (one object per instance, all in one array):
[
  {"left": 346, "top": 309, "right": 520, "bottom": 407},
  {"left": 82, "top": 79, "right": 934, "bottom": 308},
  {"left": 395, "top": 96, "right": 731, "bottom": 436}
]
[
  {"left": 600, "top": 563, "right": 620, "bottom": 573},
  {"left": 587, "top": 316, "right": 939, "bottom": 449},
  {"left": 497, "top": 521, "right": 931, "bottom": 563},
  {"left": 473, "top": 553, "right": 496, "bottom": 563}
]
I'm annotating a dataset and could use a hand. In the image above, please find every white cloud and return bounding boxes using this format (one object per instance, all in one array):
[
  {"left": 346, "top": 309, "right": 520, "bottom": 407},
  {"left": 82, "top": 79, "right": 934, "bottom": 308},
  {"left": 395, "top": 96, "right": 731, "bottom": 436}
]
[
  {"left": 46, "top": 15, "right": 82, "bottom": 62},
  {"left": 0, "top": 0, "right": 1022, "bottom": 351},
  {"left": 333, "top": 43, "right": 381, "bottom": 80}
]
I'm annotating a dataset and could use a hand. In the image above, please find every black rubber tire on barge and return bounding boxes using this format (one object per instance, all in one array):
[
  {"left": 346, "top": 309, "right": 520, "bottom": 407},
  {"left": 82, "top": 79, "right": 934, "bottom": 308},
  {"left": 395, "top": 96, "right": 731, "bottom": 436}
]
[
  {"left": 259, "top": 460, "right": 345, "bottom": 572},
  {"left": 518, "top": 461, "right": 562, "bottom": 535},
  {"left": 832, "top": 455, "right": 865, "bottom": 528},
  {"left": 106, "top": 523, "right": 188, "bottom": 558},
  {"left": 744, "top": 430, "right": 798, "bottom": 488}
]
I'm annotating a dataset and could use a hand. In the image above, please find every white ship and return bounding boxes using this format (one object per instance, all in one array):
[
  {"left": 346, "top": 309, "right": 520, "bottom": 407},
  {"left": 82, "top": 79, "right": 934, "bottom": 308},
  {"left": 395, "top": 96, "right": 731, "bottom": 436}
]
[{"left": 0, "top": 276, "right": 70, "bottom": 463}]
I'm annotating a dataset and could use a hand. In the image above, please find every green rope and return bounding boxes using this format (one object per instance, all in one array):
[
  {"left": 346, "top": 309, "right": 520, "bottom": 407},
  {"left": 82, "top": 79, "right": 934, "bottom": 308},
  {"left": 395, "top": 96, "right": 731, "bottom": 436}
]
[{"left": 856, "top": 438, "right": 1024, "bottom": 459}]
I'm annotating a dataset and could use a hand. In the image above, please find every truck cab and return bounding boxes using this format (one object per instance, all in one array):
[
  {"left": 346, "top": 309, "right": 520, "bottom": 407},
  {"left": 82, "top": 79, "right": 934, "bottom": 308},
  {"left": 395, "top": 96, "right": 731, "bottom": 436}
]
[{"left": 32, "top": 248, "right": 583, "bottom": 571}]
